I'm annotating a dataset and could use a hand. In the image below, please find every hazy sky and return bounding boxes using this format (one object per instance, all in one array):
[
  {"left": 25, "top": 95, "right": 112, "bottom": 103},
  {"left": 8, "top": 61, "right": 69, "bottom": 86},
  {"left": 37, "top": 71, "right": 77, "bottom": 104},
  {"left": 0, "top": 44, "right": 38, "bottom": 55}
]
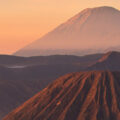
[{"left": 0, "top": 0, "right": 120, "bottom": 54}]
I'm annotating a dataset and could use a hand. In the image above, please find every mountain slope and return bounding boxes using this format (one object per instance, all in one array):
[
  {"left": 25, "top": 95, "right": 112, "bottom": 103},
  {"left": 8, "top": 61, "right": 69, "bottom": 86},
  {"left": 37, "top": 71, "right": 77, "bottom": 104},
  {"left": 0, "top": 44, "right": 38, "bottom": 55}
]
[
  {"left": 88, "top": 51, "right": 120, "bottom": 70},
  {"left": 3, "top": 71, "right": 120, "bottom": 120},
  {"left": 0, "top": 54, "right": 103, "bottom": 119},
  {"left": 15, "top": 6, "right": 120, "bottom": 56}
]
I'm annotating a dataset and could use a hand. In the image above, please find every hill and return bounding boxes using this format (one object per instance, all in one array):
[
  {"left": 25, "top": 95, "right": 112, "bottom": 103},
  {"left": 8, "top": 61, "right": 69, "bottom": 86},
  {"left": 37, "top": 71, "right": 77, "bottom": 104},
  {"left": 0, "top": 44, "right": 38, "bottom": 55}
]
[
  {"left": 88, "top": 51, "right": 120, "bottom": 70},
  {"left": 0, "top": 54, "right": 102, "bottom": 66}
]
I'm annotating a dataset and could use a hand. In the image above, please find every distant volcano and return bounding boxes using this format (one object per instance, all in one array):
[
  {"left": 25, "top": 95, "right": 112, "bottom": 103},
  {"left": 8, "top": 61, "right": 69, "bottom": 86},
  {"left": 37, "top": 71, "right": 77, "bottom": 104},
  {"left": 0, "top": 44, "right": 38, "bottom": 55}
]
[
  {"left": 3, "top": 71, "right": 120, "bottom": 120},
  {"left": 15, "top": 6, "right": 120, "bottom": 56}
]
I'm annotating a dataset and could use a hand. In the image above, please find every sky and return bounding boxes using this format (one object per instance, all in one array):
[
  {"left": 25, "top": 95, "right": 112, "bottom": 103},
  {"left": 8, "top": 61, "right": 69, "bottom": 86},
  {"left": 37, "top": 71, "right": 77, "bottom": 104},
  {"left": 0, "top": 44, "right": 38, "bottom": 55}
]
[{"left": 0, "top": 0, "right": 120, "bottom": 54}]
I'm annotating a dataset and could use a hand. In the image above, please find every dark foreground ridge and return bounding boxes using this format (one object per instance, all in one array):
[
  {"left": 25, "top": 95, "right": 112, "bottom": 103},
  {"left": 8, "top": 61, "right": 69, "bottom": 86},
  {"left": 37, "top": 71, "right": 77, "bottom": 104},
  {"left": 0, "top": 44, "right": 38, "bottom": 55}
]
[{"left": 3, "top": 71, "right": 120, "bottom": 120}]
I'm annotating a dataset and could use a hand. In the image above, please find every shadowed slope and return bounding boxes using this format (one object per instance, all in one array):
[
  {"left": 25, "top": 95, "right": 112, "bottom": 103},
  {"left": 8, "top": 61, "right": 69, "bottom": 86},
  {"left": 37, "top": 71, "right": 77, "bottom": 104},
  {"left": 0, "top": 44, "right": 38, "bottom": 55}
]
[
  {"left": 88, "top": 51, "right": 120, "bottom": 70},
  {"left": 3, "top": 71, "right": 120, "bottom": 120}
]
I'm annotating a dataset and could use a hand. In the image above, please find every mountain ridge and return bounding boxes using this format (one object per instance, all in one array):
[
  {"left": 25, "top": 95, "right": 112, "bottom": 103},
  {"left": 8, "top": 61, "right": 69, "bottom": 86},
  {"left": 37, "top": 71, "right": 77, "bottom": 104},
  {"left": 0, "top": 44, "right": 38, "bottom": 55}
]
[
  {"left": 88, "top": 51, "right": 120, "bottom": 70},
  {"left": 3, "top": 71, "right": 120, "bottom": 120}
]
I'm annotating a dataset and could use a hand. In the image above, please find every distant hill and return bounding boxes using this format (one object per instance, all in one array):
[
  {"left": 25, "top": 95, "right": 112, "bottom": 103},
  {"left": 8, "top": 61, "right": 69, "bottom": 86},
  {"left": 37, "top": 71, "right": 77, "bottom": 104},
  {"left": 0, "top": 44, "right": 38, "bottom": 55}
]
[
  {"left": 14, "top": 6, "right": 120, "bottom": 56},
  {"left": 0, "top": 54, "right": 102, "bottom": 66},
  {"left": 3, "top": 71, "right": 120, "bottom": 120},
  {"left": 88, "top": 51, "right": 120, "bottom": 70}
]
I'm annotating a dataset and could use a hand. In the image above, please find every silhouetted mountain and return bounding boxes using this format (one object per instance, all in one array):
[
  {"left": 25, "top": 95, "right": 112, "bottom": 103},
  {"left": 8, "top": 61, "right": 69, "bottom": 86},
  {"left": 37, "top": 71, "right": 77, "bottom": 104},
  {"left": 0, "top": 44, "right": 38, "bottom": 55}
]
[
  {"left": 3, "top": 71, "right": 120, "bottom": 120},
  {"left": 14, "top": 6, "right": 120, "bottom": 56},
  {"left": 88, "top": 51, "right": 120, "bottom": 70}
]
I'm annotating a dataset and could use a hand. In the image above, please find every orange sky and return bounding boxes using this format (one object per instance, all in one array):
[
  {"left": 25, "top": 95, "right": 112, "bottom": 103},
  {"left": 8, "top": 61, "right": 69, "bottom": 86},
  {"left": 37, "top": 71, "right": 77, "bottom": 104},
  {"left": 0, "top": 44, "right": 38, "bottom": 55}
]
[{"left": 0, "top": 0, "right": 120, "bottom": 54}]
